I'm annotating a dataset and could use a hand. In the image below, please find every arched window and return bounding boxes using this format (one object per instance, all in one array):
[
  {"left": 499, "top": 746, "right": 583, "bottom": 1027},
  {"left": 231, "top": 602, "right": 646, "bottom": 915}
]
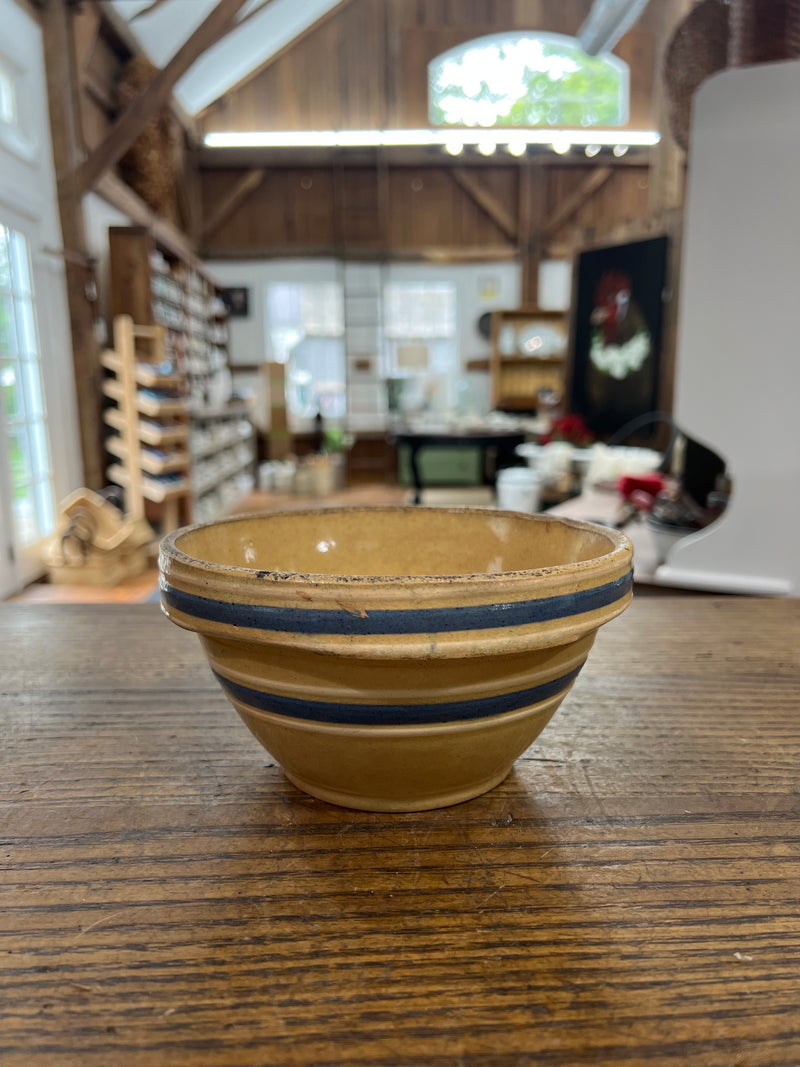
[{"left": 429, "top": 32, "right": 628, "bottom": 129}]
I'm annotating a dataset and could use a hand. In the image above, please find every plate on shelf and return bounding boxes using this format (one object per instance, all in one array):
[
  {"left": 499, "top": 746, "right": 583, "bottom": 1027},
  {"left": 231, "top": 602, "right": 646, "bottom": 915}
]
[
  {"left": 207, "top": 367, "right": 233, "bottom": 409},
  {"left": 517, "top": 323, "right": 567, "bottom": 358}
]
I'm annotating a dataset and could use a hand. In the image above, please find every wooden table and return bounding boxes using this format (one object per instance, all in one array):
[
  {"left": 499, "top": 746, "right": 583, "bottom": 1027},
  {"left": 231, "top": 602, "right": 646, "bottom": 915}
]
[
  {"left": 391, "top": 430, "right": 526, "bottom": 503},
  {"left": 2, "top": 599, "right": 799, "bottom": 1066}
]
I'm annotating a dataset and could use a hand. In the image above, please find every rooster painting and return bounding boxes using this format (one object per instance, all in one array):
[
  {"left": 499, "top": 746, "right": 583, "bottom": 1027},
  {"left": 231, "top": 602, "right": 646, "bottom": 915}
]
[
  {"left": 570, "top": 237, "right": 667, "bottom": 437},
  {"left": 589, "top": 269, "right": 652, "bottom": 380}
]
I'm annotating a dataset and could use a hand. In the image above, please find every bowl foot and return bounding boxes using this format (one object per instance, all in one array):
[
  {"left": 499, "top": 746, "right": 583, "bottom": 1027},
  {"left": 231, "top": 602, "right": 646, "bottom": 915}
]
[{"left": 283, "top": 766, "right": 512, "bottom": 813}]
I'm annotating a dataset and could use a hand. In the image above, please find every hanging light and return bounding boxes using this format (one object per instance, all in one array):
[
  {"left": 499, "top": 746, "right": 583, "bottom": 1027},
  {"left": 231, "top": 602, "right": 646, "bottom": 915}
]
[
  {"left": 477, "top": 137, "right": 497, "bottom": 156},
  {"left": 613, "top": 143, "right": 630, "bottom": 157},
  {"left": 551, "top": 132, "right": 571, "bottom": 155},
  {"left": 585, "top": 143, "right": 602, "bottom": 157},
  {"left": 444, "top": 136, "right": 464, "bottom": 156},
  {"left": 506, "top": 135, "right": 527, "bottom": 157}
]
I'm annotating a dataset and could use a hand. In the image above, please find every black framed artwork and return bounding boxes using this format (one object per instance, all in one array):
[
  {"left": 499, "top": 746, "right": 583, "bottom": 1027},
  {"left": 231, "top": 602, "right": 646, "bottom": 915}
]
[
  {"left": 220, "top": 286, "right": 250, "bottom": 318},
  {"left": 568, "top": 235, "right": 668, "bottom": 439}
]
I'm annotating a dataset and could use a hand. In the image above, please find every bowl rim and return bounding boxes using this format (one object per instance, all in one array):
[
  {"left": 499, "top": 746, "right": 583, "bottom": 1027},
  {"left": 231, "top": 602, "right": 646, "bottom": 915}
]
[{"left": 159, "top": 505, "right": 632, "bottom": 587}]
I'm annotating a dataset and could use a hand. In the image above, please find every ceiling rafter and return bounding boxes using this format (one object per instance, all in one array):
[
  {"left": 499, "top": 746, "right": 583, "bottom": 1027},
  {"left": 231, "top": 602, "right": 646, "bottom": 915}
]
[{"left": 72, "top": 0, "right": 249, "bottom": 194}]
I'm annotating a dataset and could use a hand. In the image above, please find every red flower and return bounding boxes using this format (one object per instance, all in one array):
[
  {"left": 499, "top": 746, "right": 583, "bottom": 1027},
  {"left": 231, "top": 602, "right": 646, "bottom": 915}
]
[{"left": 540, "top": 414, "right": 594, "bottom": 447}]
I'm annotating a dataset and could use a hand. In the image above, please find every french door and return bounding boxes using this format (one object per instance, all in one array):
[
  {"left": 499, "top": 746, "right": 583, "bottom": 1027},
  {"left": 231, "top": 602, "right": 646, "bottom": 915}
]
[{"left": 0, "top": 215, "right": 56, "bottom": 596}]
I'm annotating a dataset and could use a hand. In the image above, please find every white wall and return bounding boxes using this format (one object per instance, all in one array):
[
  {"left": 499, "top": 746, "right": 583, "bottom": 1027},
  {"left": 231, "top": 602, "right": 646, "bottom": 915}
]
[
  {"left": 0, "top": 0, "right": 82, "bottom": 503},
  {"left": 205, "top": 257, "right": 522, "bottom": 368},
  {"left": 205, "top": 258, "right": 342, "bottom": 367},
  {"left": 205, "top": 256, "right": 521, "bottom": 431}
]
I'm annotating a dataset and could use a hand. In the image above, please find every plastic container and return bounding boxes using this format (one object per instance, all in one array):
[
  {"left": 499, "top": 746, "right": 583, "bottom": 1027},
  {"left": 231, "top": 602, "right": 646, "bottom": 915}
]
[{"left": 496, "top": 467, "right": 541, "bottom": 514}]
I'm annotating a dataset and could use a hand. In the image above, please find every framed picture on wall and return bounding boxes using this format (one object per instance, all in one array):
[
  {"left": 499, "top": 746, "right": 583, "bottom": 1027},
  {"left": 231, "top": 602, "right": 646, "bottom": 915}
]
[
  {"left": 220, "top": 286, "right": 250, "bottom": 318},
  {"left": 568, "top": 235, "right": 669, "bottom": 438}
]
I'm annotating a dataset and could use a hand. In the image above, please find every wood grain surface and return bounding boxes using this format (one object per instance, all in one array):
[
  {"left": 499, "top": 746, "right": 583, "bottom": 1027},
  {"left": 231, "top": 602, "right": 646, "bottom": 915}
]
[{"left": 1, "top": 599, "right": 799, "bottom": 1066}]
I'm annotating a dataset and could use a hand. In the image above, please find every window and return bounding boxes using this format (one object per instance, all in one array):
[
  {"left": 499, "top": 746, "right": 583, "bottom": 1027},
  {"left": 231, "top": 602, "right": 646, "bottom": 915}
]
[
  {"left": 384, "top": 283, "right": 456, "bottom": 375},
  {"left": 384, "top": 282, "right": 457, "bottom": 415},
  {"left": 265, "top": 282, "right": 346, "bottom": 421},
  {"left": 429, "top": 32, "right": 628, "bottom": 129},
  {"left": 0, "top": 223, "right": 54, "bottom": 549},
  {"left": 0, "top": 58, "right": 16, "bottom": 126}
]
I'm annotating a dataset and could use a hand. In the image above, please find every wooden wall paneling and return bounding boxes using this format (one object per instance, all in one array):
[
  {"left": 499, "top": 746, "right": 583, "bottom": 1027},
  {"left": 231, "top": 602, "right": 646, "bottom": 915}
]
[
  {"left": 339, "top": 166, "right": 383, "bottom": 249},
  {"left": 449, "top": 168, "right": 518, "bottom": 242},
  {"left": 201, "top": 168, "right": 266, "bottom": 242},
  {"left": 338, "top": 0, "right": 388, "bottom": 129},
  {"left": 197, "top": 0, "right": 667, "bottom": 138},
  {"left": 200, "top": 168, "right": 338, "bottom": 252},
  {"left": 199, "top": 159, "right": 658, "bottom": 260},
  {"left": 542, "top": 167, "right": 614, "bottom": 240}
]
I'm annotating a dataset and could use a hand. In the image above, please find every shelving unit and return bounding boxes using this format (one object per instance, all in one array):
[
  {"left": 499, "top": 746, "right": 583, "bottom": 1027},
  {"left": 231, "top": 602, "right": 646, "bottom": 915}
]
[
  {"left": 487, "top": 308, "right": 569, "bottom": 411},
  {"left": 102, "top": 316, "right": 191, "bottom": 533},
  {"left": 109, "top": 226, "right": 256, "bottom": 522}
]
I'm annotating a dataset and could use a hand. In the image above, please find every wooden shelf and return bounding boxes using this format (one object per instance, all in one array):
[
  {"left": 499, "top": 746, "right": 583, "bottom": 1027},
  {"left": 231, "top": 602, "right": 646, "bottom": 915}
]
[
  {"left": 101, "top": 350, "right": 183, "bottom": 390},
  {"left": 106, "top": 436, "right": 188, "bottom": 475},
  {"left": 489, "top": 307, "right": 569, "bottom": 410},
  {"left": 107, "top": 463, "right": 189, "bottom": 503},
  {"left": 104, "top": 408, "right": 188, "bottom": 447}
]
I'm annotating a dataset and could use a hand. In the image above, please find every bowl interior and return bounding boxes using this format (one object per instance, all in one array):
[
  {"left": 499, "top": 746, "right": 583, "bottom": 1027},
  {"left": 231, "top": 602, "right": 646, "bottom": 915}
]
[{"left": 172, "top": 508, "right": 620, "bottom": 579}]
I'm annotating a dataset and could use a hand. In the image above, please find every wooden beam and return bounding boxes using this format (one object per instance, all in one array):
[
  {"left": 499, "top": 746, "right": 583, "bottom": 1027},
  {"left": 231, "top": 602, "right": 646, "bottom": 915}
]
[
  {"left": 518, "top": 164, "right": 546, "bottom": 306},
  {"left": 231, "top": 0, "right": 280, "bottom": 33},
  {"left": 200, "top": 169, "right": 266, "bottom": 241},
  {"left": 449, "top": 169, "right": 518, "bottom": 242},
  {"left": 93, "top": 171, "right": 217, "bottom": 277},
  {"left": 41, "top": 0, "right": 104, "bottom": 489},
  {"left": 543, "top": 167, "right": 614, "bottom": 238},
  {"left": 199, "top": 243, "right": 518, "bottom": 263},
  {"left": 72, "top": 0, "right": 249, "bottom": 194},
  {"left": 93, "top": 0, "right": 199, "bottom": 144},
  {"left": 648, "top": 0, "right": 693, "bottom": 214}
]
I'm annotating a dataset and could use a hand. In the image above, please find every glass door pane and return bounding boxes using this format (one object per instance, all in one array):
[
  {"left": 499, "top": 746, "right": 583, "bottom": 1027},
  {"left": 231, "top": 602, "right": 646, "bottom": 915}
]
[{"left": 0, "top": 220, "right": 56, "bottom": 592}]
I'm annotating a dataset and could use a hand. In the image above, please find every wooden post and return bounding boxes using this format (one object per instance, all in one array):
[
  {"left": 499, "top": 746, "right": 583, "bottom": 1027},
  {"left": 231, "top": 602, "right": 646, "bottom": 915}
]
[
  {"left": 41, "top": 0, "right": 104, "bottom": 490},
  {"left": 649, "top": 0, "right": 693, "bottom": 216},
  {"left": 518, "top": 164, "right": 546, "bottom": 307}
]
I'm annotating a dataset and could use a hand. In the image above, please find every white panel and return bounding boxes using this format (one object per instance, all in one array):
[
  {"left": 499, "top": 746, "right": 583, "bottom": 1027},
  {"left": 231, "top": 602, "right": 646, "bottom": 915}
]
[
  {"left": 114, "top": 0, "right": 345, "bottom": 115},
  {"left": 661, "top": 60, "right": 800, "bottom": 594}
]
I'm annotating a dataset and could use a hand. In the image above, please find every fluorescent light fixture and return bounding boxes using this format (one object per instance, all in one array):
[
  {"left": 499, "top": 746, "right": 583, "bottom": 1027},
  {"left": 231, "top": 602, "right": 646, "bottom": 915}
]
[
  {"left": 204, "top": 128, "right": 661, "bottom": 150},
  {"left": 585, "top": 143, "right": 602, "bottom": 157}
]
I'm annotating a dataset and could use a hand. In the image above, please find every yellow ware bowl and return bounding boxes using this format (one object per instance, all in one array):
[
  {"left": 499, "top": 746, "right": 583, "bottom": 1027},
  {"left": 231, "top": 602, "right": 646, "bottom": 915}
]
[{"left": 159, "top": 507, "right": 633, "bottom": 812}]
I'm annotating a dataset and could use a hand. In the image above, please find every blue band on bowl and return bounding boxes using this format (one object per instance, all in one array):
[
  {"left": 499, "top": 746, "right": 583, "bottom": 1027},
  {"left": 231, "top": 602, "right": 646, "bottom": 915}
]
[
  {"left": 161, "top": 570, "right": 632, "bottom": 636},
  {"left": 213, "top": 664, "right": 585, "bottom": 726}
]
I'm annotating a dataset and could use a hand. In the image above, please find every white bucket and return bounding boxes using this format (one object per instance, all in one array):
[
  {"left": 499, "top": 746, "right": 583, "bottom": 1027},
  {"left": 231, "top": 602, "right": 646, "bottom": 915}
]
[{"left": 496, "top": 467, "right": 541, "bottom": 514}]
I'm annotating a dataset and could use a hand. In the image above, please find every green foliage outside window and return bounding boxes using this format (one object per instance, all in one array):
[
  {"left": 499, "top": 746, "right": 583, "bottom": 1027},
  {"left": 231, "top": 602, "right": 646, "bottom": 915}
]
[{"left": 429, "top": 33, "right": 628, "bottom": 129}]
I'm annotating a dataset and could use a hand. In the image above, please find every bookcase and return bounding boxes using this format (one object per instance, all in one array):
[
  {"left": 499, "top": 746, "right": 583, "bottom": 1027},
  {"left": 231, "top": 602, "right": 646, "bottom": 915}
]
[{"left": 108, "top": 227, "right": 255, "bottom": 523}]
